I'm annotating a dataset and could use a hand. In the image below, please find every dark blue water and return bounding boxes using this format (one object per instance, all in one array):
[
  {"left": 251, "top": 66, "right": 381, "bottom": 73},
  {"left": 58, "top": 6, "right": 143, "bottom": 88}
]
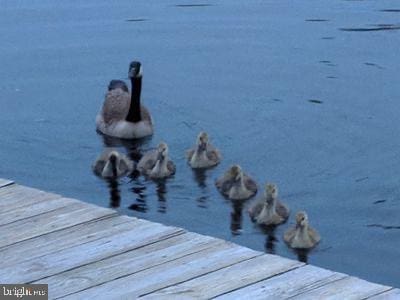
[{"left": 1, "top": 0, "right": 400, "bottom": 287}]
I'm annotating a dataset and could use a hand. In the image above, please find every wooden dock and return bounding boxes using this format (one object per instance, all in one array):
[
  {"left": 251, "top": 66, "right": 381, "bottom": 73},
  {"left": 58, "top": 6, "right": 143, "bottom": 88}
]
[{"left": 0, "top": 178, "right": 398, "bottom": 299}]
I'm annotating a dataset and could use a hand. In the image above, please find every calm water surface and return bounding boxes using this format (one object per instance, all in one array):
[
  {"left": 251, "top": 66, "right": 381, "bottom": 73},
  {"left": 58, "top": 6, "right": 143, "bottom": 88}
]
[{"left": 1, "top": 0, "right": 400, "bottom": 287}]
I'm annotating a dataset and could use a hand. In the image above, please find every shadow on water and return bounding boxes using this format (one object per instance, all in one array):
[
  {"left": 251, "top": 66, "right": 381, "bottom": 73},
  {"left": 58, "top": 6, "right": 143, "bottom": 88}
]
[
  {"left": 107, "top": 178, "right": 121, "bottom": 208},
  {"left": 99, "top": 132, "right": 152, "bottom": 161},
  {"left": 305, "top": 19, "right": 329, "bottom": 22},
  {"left": 174, "top": 4, "right": 213, "bottom": 8},
  {"left": 379, "top": 9, "right": 400, "bottom": 13},
  {"left": 125, "top": 18, "right": 147, "bottom": 22},
  {"left": 340, "top": 24, "right": 400, "bottom": 32},
  {"left": 230, "top": 201, "right": 243, "bottom": 235}
]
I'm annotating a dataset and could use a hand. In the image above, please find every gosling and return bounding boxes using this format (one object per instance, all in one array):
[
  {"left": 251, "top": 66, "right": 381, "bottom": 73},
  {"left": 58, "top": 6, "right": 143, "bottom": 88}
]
[
  {"left": 92, "top": 149, "right": 134, "bottom": 179},
  {"left": 186, "top": 132, "right": 221, "bottom": 168},
  {"left": 284, "top": 211, "right": 321, "bottom": 249},
  {"left": 137, "top": 142, "right": 176, "bottom": 179},
  {"left": 248, "top": 183, "right": 289, "bottom": 226},
  {"left": 215, "top": 165, "right": 257, "bottom": 200}
]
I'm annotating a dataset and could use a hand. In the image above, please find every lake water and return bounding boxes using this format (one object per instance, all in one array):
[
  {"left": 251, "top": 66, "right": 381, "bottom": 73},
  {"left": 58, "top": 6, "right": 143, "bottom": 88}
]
[{"left": 1, "top": 0, "right": 400, "bottom": 287}]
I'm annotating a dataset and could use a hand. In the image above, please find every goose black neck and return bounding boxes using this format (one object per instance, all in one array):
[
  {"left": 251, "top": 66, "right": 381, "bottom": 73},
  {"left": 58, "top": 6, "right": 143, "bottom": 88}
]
[{"left": 127, "top": 77, "right": 142, "bottom": 123}]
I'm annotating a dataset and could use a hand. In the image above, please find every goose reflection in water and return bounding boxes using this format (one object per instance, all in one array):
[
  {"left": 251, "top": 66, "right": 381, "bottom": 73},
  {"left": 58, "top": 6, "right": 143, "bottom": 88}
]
[
  {"left": 192, "top": 168, "right": 210, "bottom": 209},
  {"left": 259, "top": 225, "right": 278, "bottom": 255},
  {"left": 128, "top": 184, "right": 148, "bottom": 213},
  {"left": 155, "top": 179, "right": 167, "bottom": 213},
  {"left": 230, "top": 202, "right": 243, "bottom": 235},
  {"left": 293, "top": 248, "right": 310, "bottom": 264},
  {"left": 107, "top": 178, "right": 121, "bottom": 208}
]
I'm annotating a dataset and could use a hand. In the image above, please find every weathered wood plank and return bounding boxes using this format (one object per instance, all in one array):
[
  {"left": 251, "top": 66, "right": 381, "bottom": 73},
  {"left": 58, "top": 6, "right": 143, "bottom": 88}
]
[
  {"left": 0, "top": 178, "right": 14, "bottom": 188},
  {"left": 60, "top": 242, "right": 262, "bottom": 300},
  {"left": 0, "top": 184, "right": 61, "bottom": 213},
  {"left": 289, "top": 276, "right": 392, "bottom": 300},
  {"left": 0, "top": 221, "right": 184, "bottom": 283},
  {"left": 368, "top": 288, "right": 400, "bottom": 299},
  {"left": 0, "top": 200, "right": 116, "bottom": 249},
  {"left": 215, "top": 265, "right": 348, "bottom": 300},
  {"left": 37, "top": 232, "right": 222, "bottom": 299},
  {"left": 0, "top": 215, "right": 138, "bottom": 268},
  {"left": 0, "top": 197, "right": 83, "bottom": 226},
  {"left": 141, "top": 254, "right": 303, "bottom": 299}
]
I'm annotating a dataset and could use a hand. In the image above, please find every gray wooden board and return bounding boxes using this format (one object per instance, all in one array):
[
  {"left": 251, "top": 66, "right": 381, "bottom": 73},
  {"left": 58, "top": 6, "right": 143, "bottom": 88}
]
[
  {"left": 37, "top": 232, "right": 222, "bottom": 299},
  {"left": 0, "top": 197, "right": 84, "bottom": 226},
  {"left": 0, "top": 215, "right": 138, "bottom": 268},
  {"left": 141, "top": 254, "right": 303, "bottom": 299},
  {"left": 0, "top": 221, "right": 184, "bottom": 283},
  {"left": 214, "top": 264, "right": 348, "bottom": 300},
  {"left": 0, "top": 178, "right": 14, "bottom": 188},
  {"left": 289, "top": 276, "right": 392, "bottom": 299},
  {"left": 0, "top": 184, "right": 61, "bottom": 213},
  {"left": 368, "top": 289, "right": 400, "bottom": 299},
  {"left": 60, "top": 242, "right": 262, "bottom": 300},
  {"left": 0, "top": 199, "right": 116, "bottom": 249}
]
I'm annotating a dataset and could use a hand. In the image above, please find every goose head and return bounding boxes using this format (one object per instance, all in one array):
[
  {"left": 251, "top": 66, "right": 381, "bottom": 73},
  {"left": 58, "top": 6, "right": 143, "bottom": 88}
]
[
  {"left": 296, "top": 211, "right": 308, "bottom": 229},
  {"left": 265, "top": 183, "right": 278, "bottom": 206},
  {"left": 108, "top": 80, "right": 128, "bottom": 93},
  {"left": 156, "top": 142, "right": 169, "bottom": 162},
  {"left": 196, "top": 132, "right": 209, "bottom": 152},
  {"left": 128, "top": 61, "right": 143, "bottom": 79}
]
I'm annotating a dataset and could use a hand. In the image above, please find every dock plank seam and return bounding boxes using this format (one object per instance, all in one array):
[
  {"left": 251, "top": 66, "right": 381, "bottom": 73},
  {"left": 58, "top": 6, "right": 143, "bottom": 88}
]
[
  {"left": 0, "top": 212, "right": 118, "bottom": 251},
  {"left": 208, "top": 264, "right": 308, "bottom": 299},
  {"left": 27, "top": 229, "right": 186, "bottom": 285},
  {"left": 0, "top": 216, "right": 135, "bottom": 268},
  {"left": 137, "top": 254, "right": 267, "bottom": 298},
  {"left": 0, "top": 201, "right": 79, "bottom": 227},
  {"left": 0, "top": 179, "right": 14, "bottom": 189},
  {"left": 285, "top": 275, "right": 349, "bottom": 299},
  {"left": 50, "top": 238, "right": 231, "bottom": 299},
  {"left": 364, "top": 287, "right": 396, "bottom": 299}
]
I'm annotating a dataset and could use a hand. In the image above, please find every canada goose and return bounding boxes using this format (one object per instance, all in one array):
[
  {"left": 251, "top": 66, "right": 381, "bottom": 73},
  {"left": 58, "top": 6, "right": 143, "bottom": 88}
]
[
  {"left": 215, "top": 165, "right": 257, "bottom": 200},
  {"left": 92, "top": 149, "right": 134, "bottom": 178},
  {"left": 186, "top": 132, "right": 221, "bottom": 168},
  {"left": 248, "top": 183, "right": 289, "bottom": 226},
  {"left": 284, "top": 211, "right": 321, "bottom": 249},
  {"left": 96, "top": 61, "right": 153, "bottom": 139},
  {"left": 137, "top": 142, "right": 176, "bottom": 179}
]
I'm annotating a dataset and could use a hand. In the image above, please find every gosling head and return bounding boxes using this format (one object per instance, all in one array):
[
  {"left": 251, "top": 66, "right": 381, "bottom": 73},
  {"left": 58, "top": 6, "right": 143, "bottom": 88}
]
[
  {"left": 196, "top": 132, "right": 209, "bottom": 152},
  {"left": 229, "top": 165, "right": 243, "bottom": 182},
  {"left": 157, "top": 142, "right": 169, "bottom": 161},
  {"left": 128, "top": 61, "right": 143, "bottom": 79},
  {"left": 265, "top": 183, "right": 278, "bottom": 205},
  {"left": 108, "top": 151, "right": 118, "bottom": 164},
  {"left": 296, "top": 211, "right": 308, "bottom": 228}
]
